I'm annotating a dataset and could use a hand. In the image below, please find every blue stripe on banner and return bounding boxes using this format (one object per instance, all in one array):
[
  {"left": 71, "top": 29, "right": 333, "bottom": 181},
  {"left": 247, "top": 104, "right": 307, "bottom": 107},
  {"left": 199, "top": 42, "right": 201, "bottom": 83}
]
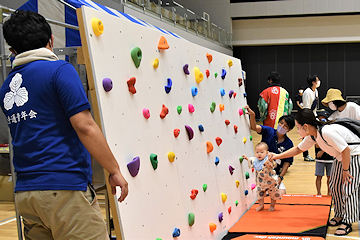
[
  {"left": 65, "top": 2, "right": 82, "bottom": 47},
  {"left": 65, "top": 0, "right": 92, "bottom": 9},
  {"left": 116, "top": 11, "right": 145, "bottom": 26},
  {"left": 92, "top": 2, "right": 118, "bottom": 17},
  {"left": 165, "top": 30, "right": 180, "bottom": 39},
  {"left": 18, "top": 0, "right": 38, "bottom": 12}
]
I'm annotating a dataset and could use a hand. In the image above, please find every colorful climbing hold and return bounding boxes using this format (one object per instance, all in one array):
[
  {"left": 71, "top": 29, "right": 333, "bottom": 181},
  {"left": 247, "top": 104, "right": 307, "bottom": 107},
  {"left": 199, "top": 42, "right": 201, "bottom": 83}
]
[
  {"left": 221, "top": 193, "right": 227, "bottom": 202},
  {"left": 243, "top": 137, "right": 247, "bottom": 143},
  {"left": 251, "top": 183, "right": 256, "bottom": 190},
  {"left": 214, "top": 72, "right": 218, "bottom": 78},
  {"left": 221, "top": 69, "right": 227, "bottom": 80},
  {"left": 127, "top": 156, "right": 140, "bottom": 177},
  {"left": 245, "top": 172, "right": 250, "bottom": 179},
  {"left": 188, "top": 104, "right": 195, "bottom": 113},
  {"left": 191, "top": 86, "right": 198, "bottom": 97},
  {"left": 150, "top": 154, "right": 158, "bottom": 170},
  {"left": 218, "top": 212, "right": 223, "bottom": 222},
  {"left": 91, "top": 18, "right": 104, "bottom": 36},
  {"left": 174, "top": 129, "right": 180, "bottom": 138},
  {"left": 228, "top": 207, "right": 232, "bottom": 214},
  {"left": 177, "top": 106, "right": 182, "bottom": 114},
  {"left": 225, "top": 119, "right": 230, "bottom": 125},
  {"left": 234, "top": 125, "right": 238, "bottom": 133},
  {"left": 220, "top": 88, "right": 225, "bottom": 96},
  {"left": 153, "top": 58, "right": 159, "bottom": 68},
  {"left": 239, "top": 156, "right": 244, "bottom": 164},
  {"left": 238, "top": 78, "right": 243, "bottom": 87},
  {"left": 127, "top": 77, "right": 136, "bottom": 94},
  {"left": 142, "top": 108, "right": 150, "bottom": 119},
  {"left": 245, "top": 190, "right": 249, "bottom": 195},
  {"left": 206, "top": 69, "right": 210, "bottom": 78},
  {"left": 188, "top": 213, "right": 195, "bottom": 226},
  {"left": 165, "top": 78, "right": 172, "bottom": 93},
  {"left": 172, "top": 228, "right": 180, "bottom": 237},
  {"left": 219, "top": 104, "right": 225, "bottom": 112},
  {"left": 235, "top": 200, "right": 239, "bottom": 206},
  {"left": 210, "top": 102, "right": 216, "bottom": 113},
  {"left": 215, "top": 157, "right": 219, "bottom": 165},
  {"left": 215, "top": 137, "right": 222, "bottom": 146},
  {"left": 198, "top": 125, "right": 204, "bottom": 132},
  {"left": 242, "top": 107, "right": 246, "bottom": 113},
  {"left": 102, "top": 78, "right": 113, "bottom": 92},
  {"left": 203, "top": 184, "right": 208, "bottom": 192},
  {"left": 158, "top": 36, "right": 169, "bottom": 49},
  {"left": 206, "top": 53, "right": 213, "bottom": 63},
  {"left": 168, "top": 152, "right": 175, "bottom": 162},
  {"left": 229, "top": 90, "right": 234, "bottom": 98},
  {"left": 229, "top": 165, "right": 235, "bottom": 175},
  {"left": 131, "top": 47, "right": 142, "bottom": 68},
  {"left": 234, "top": 92, "right": 237, "bottom": 98},
  {"left": 183, "top": 64, "right": 190, "bottom": 75},
  {"left": 209, "top": 223, "right": 217, "bottom": 233},
  {"left": 228, "top": 60, "right": 233, "bottom": 67},
  {"left": 250, "top": 135, "right": 253, "bottom": 141},
  {"left": 194, "top": 67, "right": 203, "bottom": 84},
  {"left": 236, "top": 180, "right": 240, "bottom": 187},
  {"left": 185, "top": 125, "right": 194, "bottom": 140},
  {"left": 207, "top": 142, "right": 214, "bottom": 153},
  {"left": 190, "top": 189, "right": 199, "bottom": 200},
  {"left": 239, "top": 108, "right": 244, "bottom": 116},
  {"left": 160, "top": 104, "right": 169, "bottom": 119},
  {"left": 243, "top": 92, "right": 247, "bottom": 97}
]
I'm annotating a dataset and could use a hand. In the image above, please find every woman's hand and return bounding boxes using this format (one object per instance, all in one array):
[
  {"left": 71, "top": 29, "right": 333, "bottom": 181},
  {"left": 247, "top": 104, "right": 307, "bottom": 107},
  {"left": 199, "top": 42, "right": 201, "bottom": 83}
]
[
  {"left": 267, "top": 152, "right": 279, "bottom": 161},
  {"left": 342, "top": 170, "right": 354, "bottom": 185}
]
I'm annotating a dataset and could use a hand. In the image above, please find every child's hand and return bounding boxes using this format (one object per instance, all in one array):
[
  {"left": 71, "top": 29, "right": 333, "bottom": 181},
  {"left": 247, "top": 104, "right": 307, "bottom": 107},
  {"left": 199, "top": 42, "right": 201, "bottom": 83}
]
[{"left": 242, "top": 154, "right": 249, "bottom": 161}]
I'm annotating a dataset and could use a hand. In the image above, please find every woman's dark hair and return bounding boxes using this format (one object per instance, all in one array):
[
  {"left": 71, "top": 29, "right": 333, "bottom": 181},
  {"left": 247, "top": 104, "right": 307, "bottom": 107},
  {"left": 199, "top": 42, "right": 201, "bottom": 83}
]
[
  {"left": 3, "top": 10, "right": 52, "bottom": 54},
  {"left": 278, "top": 115, "right": 295, "bottom": 130},
  {"left": 306, "top": 75, "right": 318, "bottom": 87},
  {"left": 267, "top": 71, "right": 281, "bottom": 84},
  {"left": 295, "top": 108, "right": 328, "bottom": 128},
  {"left": 333, "top": 100, "right": 346, "bottom": 108}
]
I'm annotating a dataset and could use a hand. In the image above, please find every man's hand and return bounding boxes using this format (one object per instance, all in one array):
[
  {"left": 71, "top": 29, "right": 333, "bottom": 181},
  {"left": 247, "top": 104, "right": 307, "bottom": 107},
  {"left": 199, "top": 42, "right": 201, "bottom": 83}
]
[
  {"left": 244, "top": 105, "right": 255, "bottom": 116},
  {"left": 109, "top": 171, "right": 129, "bottom": 202}
]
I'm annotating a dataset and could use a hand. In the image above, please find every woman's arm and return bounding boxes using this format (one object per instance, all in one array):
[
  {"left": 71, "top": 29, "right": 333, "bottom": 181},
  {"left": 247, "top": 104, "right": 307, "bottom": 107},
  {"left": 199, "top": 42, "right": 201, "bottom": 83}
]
[
  {"left": 268, "top": 146, "right": 303, "bottom": 161},
  {"left": 341, "top": 146, "right": 354, "bottom": 185}
]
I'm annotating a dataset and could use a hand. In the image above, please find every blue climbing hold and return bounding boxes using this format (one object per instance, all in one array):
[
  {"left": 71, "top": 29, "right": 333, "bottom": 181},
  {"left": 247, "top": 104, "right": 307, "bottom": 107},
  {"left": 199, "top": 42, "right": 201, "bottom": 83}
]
[
  {"left": 220, "top": 88, "right": 225, "bottom": 96},
  {"left": 245, "top": 190, "right": 249, "bottom": 195},
  {"left": 215, "top": 157, "right": 220, "bottom": 166},
  {"left": 165, "top": 78, "right": 172, "bottom": 93},
  {"left": 243, "top": 92, "right": 247, "bottom": 97},
  {"left": 198, "top": 125, "right": 204, "bottom": 132},
  {"left": 191, "top": 86, "right": 198, "bottom": 97},
  {"left": 173, "top": 228, "right": 180, "bottom": 237},
  {"left": 221, "top": 69, "right": 227, "bottom": 80}
]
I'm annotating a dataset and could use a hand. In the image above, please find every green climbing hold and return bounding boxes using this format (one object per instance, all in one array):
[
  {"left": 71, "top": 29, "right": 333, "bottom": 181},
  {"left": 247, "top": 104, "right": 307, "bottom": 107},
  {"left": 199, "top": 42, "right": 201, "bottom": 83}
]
[
  {"left": 210, "top": 102, "right": 216, "bottom": 113},
  {"left": 203, "top": 184, "right": 207, "bottom": 192},
  {"left": 150, "top": 154, "right": 158, "bottom": 170},
  {"left": 177, "top": 105, "right": 182, "bottom": 114},
  {"left": 131, "top": 47, "right": 142, "bottom": 68},
  {"left": 235, "top": 200, "right": 239, "bottom": 206},
  {"left": 245, "top": 172, "right": 250, "bottom": 179},
  {"left": 188, "top": 212, "right": 195, "bottom": 226},
  {"left": 239, "top": 156, "right": 244, "bottom": 164},
  {"left": 249, "top": 135, "right": 253, "bottom": 141},
  {"left": 214, "top": 72, "right": 218, "bottom": 78}
]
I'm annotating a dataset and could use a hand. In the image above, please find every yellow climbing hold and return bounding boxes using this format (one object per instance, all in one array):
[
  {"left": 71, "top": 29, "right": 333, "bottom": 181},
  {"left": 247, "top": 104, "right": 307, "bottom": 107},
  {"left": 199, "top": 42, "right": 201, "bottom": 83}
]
[
  {"left": 153, "top": 58, "right": 159, "bottom": 68},
  {"left": 194, "top": 67, "right": 203, "bottom": 84},
  {"left": 221, "top": 193, "right": 227, "bottom": 202},
  {"left": 228, "top": 60, "right": 233, "bottom": 67},
  {"left": 168, "top": 152, "right": 175, "bottom": 162},
  {"left": 91, "top": 18, "right": 104, "bottom": 36},
  {"left": 243, "top": 137, "right": 247, "bottom": 143},
  {"left": 236, "top": 180, "right": 240, "bottom": 188}
]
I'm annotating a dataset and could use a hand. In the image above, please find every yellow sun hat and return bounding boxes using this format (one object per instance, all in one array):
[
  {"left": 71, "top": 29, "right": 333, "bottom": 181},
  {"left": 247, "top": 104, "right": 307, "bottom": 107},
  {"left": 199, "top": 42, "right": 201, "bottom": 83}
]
[{"left": 321, "top": 88, "right": 345, "bottom": 107}]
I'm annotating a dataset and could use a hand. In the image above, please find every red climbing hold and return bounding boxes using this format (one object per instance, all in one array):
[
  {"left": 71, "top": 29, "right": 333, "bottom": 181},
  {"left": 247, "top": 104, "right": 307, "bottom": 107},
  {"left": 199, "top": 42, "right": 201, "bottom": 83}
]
[
  {"left": 127, "top": 77, "right": 136, "bottom": 94},
  {"left": 215, "top": 137, "right": 222, "bottom": 146},
  {"left": 190, "top": 189, "right": 199, "bottom": 200},
  {"left": 160, "top": 104, "right": 169, "bottom": 119}
]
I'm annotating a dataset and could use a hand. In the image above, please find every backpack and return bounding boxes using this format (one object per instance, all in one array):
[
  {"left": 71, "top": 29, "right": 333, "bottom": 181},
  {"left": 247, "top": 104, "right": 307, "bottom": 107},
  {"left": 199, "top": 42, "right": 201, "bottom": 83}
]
[{"left": 311, "top": 118, "right": 360, "bottom": 146}]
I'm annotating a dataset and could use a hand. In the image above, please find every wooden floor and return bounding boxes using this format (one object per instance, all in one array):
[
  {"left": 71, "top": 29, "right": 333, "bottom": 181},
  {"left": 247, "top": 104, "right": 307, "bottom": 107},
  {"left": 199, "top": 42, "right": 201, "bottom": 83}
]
[{"left": 0, "top": 126, "right": 359, "bottom": 239}]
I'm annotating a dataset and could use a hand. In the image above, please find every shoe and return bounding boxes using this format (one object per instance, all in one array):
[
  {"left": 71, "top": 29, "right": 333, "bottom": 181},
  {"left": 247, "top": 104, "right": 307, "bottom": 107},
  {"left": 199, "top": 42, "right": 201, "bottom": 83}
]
[
  {"left": 304, "top": 155, "right": 315, "bottom": 162},
  {"left": 334, "top": 222, "right": 352, "bottom": 236},
  {"left": 328, "top": 217, "right": 342, "bottom": 226}
]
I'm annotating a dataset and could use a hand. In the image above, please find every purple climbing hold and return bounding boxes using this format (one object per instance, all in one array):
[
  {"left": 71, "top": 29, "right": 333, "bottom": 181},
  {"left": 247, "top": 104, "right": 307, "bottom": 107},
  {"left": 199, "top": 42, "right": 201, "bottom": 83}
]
[
  {"left": 229, "top": 165, "right": 235, "bottom": 175},
  {"left": 185, "top": 125, "right": 194, "bottom": 140},
  {"left": 127, "top": 156, "right": 140, "bottom": 177},
  {"left": 183, "top": 64, "right": 190, "bottom": 75},
  {"left": 229, "top": 90, "right": 234, "bottom": 98},
  {"left": 103, "top": 78, "right": 113, "bottom": 92},
  {"left": 218, "top": 212, "right": 223, "bottom": 222}
]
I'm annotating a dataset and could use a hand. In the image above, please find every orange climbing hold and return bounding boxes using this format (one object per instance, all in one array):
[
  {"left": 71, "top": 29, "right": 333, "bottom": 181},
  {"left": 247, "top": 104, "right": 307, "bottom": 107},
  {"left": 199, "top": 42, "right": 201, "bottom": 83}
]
[
  {"left": 206, "top": 53, "right": 213, "bottom": 63},
  {"left": 234, "top": 125, "right": 238, "bottom": 133},
  {"left": 160, "top": 104, "right": 169, "bottom": 119},
  {"left": 209, "top": 223, "right": 217, "bottom": 233},
  {"left": 206, "top": 141, "right": 214, "bottom": 153},
  {"left": 219, "top": 104, "right": 225, "bottom": 112},
  {"left": 158, "top": 36, "right": 169, "bottom": 49},
  {"left": 127, "top": 77, "right": 136, "bottom": 94}
]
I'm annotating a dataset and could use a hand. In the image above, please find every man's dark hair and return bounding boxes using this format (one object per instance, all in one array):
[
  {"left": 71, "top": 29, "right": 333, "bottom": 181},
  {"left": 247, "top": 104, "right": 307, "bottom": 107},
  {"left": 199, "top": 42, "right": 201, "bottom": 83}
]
[
  {"left": 306, "top": 74, "right": 318, "bottom": 87},
  {"left": 267, "top": 71, "right": 281, "bottom": 84},
  {"left": 3, "top": 10, "right": 52, "bottom": 54},
  {"left": 278, "top": 115, "right": 295, "bottom": 130}
]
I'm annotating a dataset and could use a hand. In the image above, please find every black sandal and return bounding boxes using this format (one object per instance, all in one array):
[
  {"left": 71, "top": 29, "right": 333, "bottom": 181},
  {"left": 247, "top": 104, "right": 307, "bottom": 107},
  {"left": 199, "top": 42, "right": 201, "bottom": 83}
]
[
  {"left": 328, "top": 217, "right": 342, "bottom": 226},
  {"left": 334, "top": 222, "right": 352, "bottom": 236}
]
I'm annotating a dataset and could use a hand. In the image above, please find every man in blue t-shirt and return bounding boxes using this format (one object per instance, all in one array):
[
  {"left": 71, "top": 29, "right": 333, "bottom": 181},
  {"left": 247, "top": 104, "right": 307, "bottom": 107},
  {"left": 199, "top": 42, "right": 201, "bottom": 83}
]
[
  {"left": 0, "top": 10, "right": 128, "bottom": 239},
  {"left": 245, "top": 105, "right": 295, "bottom": 194}
]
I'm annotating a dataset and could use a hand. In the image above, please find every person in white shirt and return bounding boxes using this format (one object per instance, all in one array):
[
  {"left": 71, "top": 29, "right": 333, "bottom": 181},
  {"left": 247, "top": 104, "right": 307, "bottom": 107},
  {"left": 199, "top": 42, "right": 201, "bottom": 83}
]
[
  {"left": 268, "top": 108, "right": 360, "bottom": 236},
  {"left": 322, "top": 88, "right": 360, "bottom": 120},
  {"left": 301, "top": 75, "right": 321, "bottom": 161}
]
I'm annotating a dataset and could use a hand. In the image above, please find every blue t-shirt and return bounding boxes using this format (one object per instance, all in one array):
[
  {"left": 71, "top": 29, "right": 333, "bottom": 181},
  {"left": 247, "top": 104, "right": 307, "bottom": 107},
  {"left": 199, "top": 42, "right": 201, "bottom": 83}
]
[
  {"left": 0, "top": 60, "right": 91, "bottom": 192},
  {"left": 260, "top": 125, "right": 294, "bottom": 175}
]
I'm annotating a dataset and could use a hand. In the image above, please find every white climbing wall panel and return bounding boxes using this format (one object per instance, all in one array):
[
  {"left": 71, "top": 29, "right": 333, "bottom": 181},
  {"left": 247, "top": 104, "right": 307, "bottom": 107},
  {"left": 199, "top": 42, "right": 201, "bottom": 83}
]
[{"left": 79, "top": 6, "right": 256, "bottom": 240}]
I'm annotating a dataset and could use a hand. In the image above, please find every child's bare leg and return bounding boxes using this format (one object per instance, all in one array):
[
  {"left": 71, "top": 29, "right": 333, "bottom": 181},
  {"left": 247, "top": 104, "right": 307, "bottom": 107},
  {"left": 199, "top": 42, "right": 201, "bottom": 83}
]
[
  {"left": 256, "top": 198, "right": 264, "bottom": 212},
  {"left": 268, "top": 199, "right": 276, "bottom": 211},
  {"left": 316, "top": 175, "right": 322, "bottom": 195}
]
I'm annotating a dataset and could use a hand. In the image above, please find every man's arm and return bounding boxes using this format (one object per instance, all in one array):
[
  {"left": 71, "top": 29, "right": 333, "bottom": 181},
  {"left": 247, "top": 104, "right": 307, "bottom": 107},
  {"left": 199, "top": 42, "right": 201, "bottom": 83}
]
[
  {"left": 70, "top": 109, "right": 128, "bottom": 202},
  {"left": 244, "top": 105, "right": 262, "bottom": 134}
]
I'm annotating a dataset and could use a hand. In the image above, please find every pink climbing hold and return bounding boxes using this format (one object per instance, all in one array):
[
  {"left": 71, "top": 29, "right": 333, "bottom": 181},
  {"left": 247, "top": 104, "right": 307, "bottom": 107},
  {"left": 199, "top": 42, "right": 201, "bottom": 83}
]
[
  {"left": 239, "top": 108, "right": 244, "bottom": 116},
  {"left": 142, "top": 108, "right": 150, "bottom": 119},
  {"left": 188, "top": 104, "right": 195, "bottom": 113},
  {"left": 251, "top": 183, "right": 256, "bottom": 190}
]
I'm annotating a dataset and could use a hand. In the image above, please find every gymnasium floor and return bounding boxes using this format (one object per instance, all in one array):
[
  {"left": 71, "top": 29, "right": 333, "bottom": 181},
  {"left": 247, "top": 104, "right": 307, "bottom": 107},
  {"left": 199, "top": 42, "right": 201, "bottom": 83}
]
[{"left": 0, "top": 126, "right": 359, "bottom": 239}]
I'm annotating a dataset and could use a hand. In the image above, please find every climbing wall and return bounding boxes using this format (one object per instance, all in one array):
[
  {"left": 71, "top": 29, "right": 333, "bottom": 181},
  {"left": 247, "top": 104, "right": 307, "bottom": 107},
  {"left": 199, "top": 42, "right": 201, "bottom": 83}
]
[{"left": 78, "top": 6, "right": 256, "bottom": 240}]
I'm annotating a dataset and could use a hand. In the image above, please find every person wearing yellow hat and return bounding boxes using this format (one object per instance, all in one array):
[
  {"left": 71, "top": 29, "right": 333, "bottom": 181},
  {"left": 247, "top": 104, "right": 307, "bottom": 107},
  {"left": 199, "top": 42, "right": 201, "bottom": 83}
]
[{"left": 322, "top": 88, "right": 360, "bottom": 120}]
